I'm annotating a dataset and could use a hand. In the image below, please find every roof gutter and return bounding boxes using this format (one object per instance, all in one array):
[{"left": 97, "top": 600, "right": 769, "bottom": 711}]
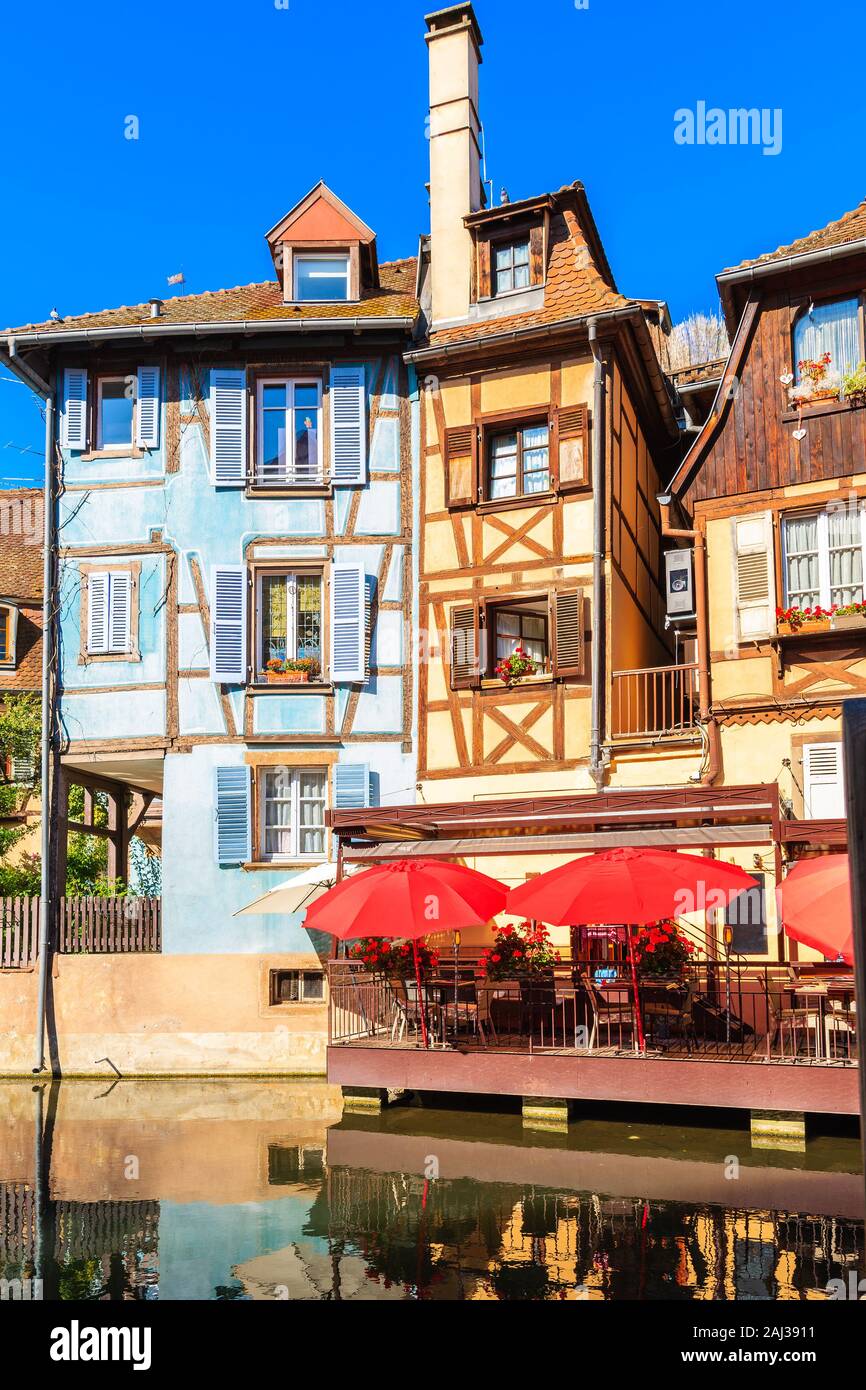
[
  {"left": 717, "top": 237, "right": 866, "bottom": 290},
  {"left": 4, "top": 316, "right": 416, "bottom": 348}
]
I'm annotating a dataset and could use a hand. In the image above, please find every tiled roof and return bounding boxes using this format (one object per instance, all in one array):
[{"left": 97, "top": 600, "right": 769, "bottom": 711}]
[
  {"left": 3, "top": 260, "right": 419, "bottom": 336},
  {"left": 726, "top": 198, "right": 866, "bottom": 273},
  {"left": 425, "top": 193, "right": 630, "bottom": 350},
  {"left": 0, "top": 489, "right": 42, "bottom": 693}
]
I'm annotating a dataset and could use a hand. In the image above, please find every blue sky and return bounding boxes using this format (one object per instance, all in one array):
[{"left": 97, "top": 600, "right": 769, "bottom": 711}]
[{"left": 1, "top": 0, "right": 862, "bottom": 485}]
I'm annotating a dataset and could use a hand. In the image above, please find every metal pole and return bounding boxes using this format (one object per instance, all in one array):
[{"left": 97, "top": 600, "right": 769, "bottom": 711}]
[
  {"left": 842, "top": 700, "right": 866, "bottom": 1223},
  {"left": 34, "top": 393, "right": 55, "bottom": 1073}
]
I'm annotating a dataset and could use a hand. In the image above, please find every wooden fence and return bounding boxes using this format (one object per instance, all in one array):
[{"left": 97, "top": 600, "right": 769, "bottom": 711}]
[{"left": 0, "top": 897, "right": 161, "bottom": 966}]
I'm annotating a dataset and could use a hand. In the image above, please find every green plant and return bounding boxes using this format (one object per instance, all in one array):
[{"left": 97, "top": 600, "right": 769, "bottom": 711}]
[
  {"left": 348, "top": 937, "right": 440, "bottom": 979},
  {"left": 0, "top": 693, "right": 41, "bottom": 781},
  {"left": 494, "top": 646, "right": 538, "bottom": 686},
  {"left": 480, "top": 921, "right": 561, "bottom": 980},
  {"left": 842, "top": 361, "right": 866, "bottom": 402}
]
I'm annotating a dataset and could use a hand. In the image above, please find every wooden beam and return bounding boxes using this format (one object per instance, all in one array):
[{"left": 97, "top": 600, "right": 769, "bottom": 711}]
[{"left": 342, "top": 824, "right": 775, "bottom": 860}]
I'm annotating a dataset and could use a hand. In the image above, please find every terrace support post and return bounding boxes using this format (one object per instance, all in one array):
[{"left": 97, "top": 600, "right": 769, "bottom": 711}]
[
  {"left": 106, "top": 787, "right": 129, "bottom": 887},
  {"left": 342, "top": 1087, "right": 388, "bottom": 1115},
  {"left": 750, "top": 1110, "right": 806, "bottom": 1154},
  {"left": 522, "top": 1096, "right": 571, "bottom": 1134},
  {"left": 842, "top": 699, "right": 866, "bottom": 1224}
]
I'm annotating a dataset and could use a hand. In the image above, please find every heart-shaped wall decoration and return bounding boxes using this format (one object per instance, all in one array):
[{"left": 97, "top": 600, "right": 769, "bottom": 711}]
[
  {"left": 793, "top": 428, "right": 807, "bottom": 441},
  {"left": 779, "top": 373, "right": 794, "bottom": 386}
]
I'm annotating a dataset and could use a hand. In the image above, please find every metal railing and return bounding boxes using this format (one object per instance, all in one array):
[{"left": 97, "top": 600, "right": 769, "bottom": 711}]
[
  {"left": 611, "top": 663, "right": 699, "bottom": 740},
  {"left": 327, "top": 958, "right": 858, "bottom": 1066}
]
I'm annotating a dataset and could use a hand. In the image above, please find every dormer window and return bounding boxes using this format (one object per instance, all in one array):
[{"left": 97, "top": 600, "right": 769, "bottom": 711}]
[
  {"left": 293, "top": 254, "right": 350, "bottom": 303},
  {"left": 494, "top": 238, "right": 530, "bottom": 296},
  {"left": 0, "top": 603, "right": 18, "bottom": 667}
]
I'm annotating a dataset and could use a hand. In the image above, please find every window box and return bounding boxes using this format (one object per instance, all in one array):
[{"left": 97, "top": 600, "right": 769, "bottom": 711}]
[
  {"left": 777, "top": 618, "right": 831, "bottom": 637},
  {"left": 265, "top": 669, "right": 310, "bottom": 685},
  {"left": 832, "top": 611, "right": 866, "bottom": 632}
]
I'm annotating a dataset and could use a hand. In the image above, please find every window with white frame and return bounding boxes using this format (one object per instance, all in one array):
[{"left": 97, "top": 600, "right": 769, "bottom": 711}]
[
  {"left": 96, "top": 376, "right": 135, "bottom": 450},
  {"left": 259, "top": 767, "right": 327, "bottom": 861},
  {"left": 256, "top": 569, "right": 323, "bottom": 681},
  {"left": 0, "top": 603, "right": 16, "bottom": 666},
  {"left": 86, "top": 571, "right": 133, "bottom": 655},
  {"left": 293, "top": 254, "right": 350, "bottom": 302},
  {"left": 256, "top": 379, "right": 323, "bottom": 484},
  {"left": 782, "top": 508, "right": 865, "bottom": 610},
  {"left": 493, "top": 238, "right": 530, "bottom": 296},
  {"left": 793, "top": 297, "right": 861, "bottom": 382}
]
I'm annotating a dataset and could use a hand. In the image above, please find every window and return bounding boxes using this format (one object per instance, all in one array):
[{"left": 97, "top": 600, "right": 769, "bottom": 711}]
[
  {"left": 793, "top": 297, "right": 861, "bottom": 382},
  {"left": 493, "top": 238, "right": 530, "bottom": 295},
  {"left": 491, "top": 602, "right": 550, "bottom": 673},
  {"left": 256, "top": 570, "right": 323, "bottom": 680},
  {"left": 0, "top": 604, "right": 15, "bottom": 666},
  {"left": 10, "top": 752, "right": 35, "bottom": 785},
  {"left": 487, "top": 421, "right": 550, "bottom": 501},
  {"left": 269, "top": 970, "right": 325, "bottom": 1005},
  {"left": 256, "top": 379, "right": 323, "bottom": 485},
  {"left": 96, "top": 376, "right": 134, "bottom": 450},
  {"left": 259, "top": 768, "right": 327, "bottom": 860},
  {"left": 783, "top": 509, "right": 865, "bottom": 609},
  {"left": 803, "top": 742, "right": 845, "bottom": 819},
  {"left": 268, "top": 1144, "right": 325, "bottom": 1183},
  {"left": 293, "top": 254, "right": 350, "bottom": 302},
  {"left": 86, "top": 570, "right": 133, "bottom": 656},
  {"left": 725, "top": 873, "right": 768, "bottom": 956}
]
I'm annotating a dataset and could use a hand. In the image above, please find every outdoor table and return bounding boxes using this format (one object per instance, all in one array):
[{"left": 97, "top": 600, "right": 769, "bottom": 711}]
[{"left": 793, "top": 980, "right": 856, "bottom": 1060}]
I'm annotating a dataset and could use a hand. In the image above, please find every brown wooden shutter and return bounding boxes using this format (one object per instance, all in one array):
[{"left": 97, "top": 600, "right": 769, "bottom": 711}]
[
  {"left": 529, "top": 224, "right": 545, "bottom": 286},
  {"left": 450, "top": 603, "right": 481, "bottom": 689},
  {"left": 551, "top": 588, "right": 585, "bottom": 677},
  {"left": 553, "top": 405, "right": 589, "bottom": 492},
  {"left": 444, "top": 425, "right": 478, "bottom": 509},
  {"left": 478, "top": 237, "right": 492, "bottom": 300}
]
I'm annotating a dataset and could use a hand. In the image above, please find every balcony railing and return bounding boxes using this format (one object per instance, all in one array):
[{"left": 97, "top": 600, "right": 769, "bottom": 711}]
[
  {"left": 249, "top": 464, "right": 328, "bottom": 488},
  {"left": 328, "top": 958, "right": 858, "bottom": 1067},
  {"left": 0, "top": 896, "right": 162, "bottom": 966},
  {"left": 611, "top": 662, "right": 699, "bottom": 741}
]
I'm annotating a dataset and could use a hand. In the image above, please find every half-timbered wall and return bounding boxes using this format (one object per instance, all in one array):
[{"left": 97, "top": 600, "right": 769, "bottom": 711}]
[{"left": 56, "top": 345, "right": 416, "bottom": 954}]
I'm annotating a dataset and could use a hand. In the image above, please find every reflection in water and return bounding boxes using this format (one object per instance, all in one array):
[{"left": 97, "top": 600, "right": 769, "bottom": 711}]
[{"left": 0, "top": 1081, "right": 861, "bottom": 1301}]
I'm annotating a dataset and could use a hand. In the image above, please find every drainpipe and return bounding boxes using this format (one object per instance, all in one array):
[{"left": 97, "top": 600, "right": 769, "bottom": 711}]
[
  {"left": 589, "top": 319, "right": 607, "bottom": 789},
  {"left": 658, "top": 497, "right": 720, "bottom": 786},
  {"left": 4, "top": 341, "right": 56, "bottom": 1072}
]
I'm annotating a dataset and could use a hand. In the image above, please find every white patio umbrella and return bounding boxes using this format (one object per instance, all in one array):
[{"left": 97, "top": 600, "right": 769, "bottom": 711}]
[{"left": 233, "top": 861, "right": 355, "bottom": 918}]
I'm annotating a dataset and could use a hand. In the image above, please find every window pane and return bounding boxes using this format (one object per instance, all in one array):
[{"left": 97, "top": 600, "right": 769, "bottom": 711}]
[
  {"left": 784, "top": 515, "right": 820, "bottom": 607},
  {"left": 262, "top": 384, "right": 287, "bottom": 409},
  {"left": 513, "top": 241, "right": 530, "bottom": 266},
  {"left": 295, "top": 257, "right": 349, "bottom": 302},
  {"left": 263, "top": 769, "right": 293, "bottom": 859},
  {"left": 514, "top": 262, "right": 530, "bottom": 290},
  {"left": 262, "top": 576, "right": 288, "bottom": 664},
  {"left": 794, "top": 298, "right": 860, "bottom": 379},
  {"left": 489, "top": 434, "right": 517, "bottom": 498},
  {"left": 522, "top": 424, "right": 550, "bottom": 494},
  {"left": 262, "top": 409, "right": 287, "bottom": 478},
  {"left": 301, "top": 972, "right": 324, "bottom": 1001},
  {"left": 293, "top": 405, "right": 319, "bottom": 480},
  {"left": 298, "top": 771, "right": 326, "bottom": 857},
  {"left": 296, "top": 575, "right": 322, "bottom": 662},
  {"left": 829, "top": 509, "right": 864, "bottom": 605},
  {"left": 495, "top": 245, "right": 513, "bottom": 271},
  {"left": 100, "top": 379, "right": 134, "bottom": 447},
  {"left": 522, "top": 615, "right": 545, "bottom": 640},
  {"left": 0, "top": 609, "right": 9, "bottom": 662}
]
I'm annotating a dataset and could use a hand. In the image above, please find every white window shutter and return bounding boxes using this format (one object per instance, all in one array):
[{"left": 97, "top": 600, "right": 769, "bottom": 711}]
[
  {"left": 803, "top": 742, "right": 845, "bottom": 819},
  {"left": 330, "top": 365, "right": 367, "bottom": 485},
  {"left": 108, "top": 572, "right": 132, "bottom": 653},
  {"left": 135, "top": 365, "right": 161, "bottom": 448},
  {"left": 330, "top": 564, "right": 366, "bottom": 682},
  {"left": 61, "top": 368, "right": 89, "bottom": 451},
  {"left": 334, "top": 763, "right": 371, "bottom": 809},
  {"left": 87, "top": 573, "right": 109, "bottom": 653},
  {"left": 733, "top": 512, "right": 776, "bottom": 641},
  {"left": 210, "top": 369, "right": 247, "bottom": 485},
  {"left": 214, "top": 766, "right": 251, "bottom": 864},
  {"left": 210, "top": 565, "right": 247, "bottom": 684}
]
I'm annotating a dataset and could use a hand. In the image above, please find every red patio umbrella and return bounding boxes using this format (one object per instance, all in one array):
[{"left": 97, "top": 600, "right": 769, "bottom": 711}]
[
  {"left": 507, "top": 847, "right": 757, "bottom": 1052},
  {"left": 776, "top": 854, "right": 853, "bottom": 965},
  {"left": 304, "top": 859, "right": 507, "bottom": 1047}
]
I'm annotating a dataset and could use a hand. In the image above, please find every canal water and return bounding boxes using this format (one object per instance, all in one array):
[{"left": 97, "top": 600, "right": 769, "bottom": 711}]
[{"left": 0, "top": 1080, "right": 862, "bottom": 1301}]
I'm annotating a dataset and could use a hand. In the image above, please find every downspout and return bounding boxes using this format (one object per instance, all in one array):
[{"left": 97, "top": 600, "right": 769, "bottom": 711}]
[
  {"left": 588, "top": 319, "right": 607, "bottom": 789},
  {"left": 4, "top": 341, "right": 56, "bottom": 1072},
  {"left": 658, "top": 497, "right": 720, "bottom": 786}
]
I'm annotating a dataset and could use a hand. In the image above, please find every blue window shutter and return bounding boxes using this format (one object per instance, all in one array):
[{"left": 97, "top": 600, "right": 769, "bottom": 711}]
[
  {"left": 214, "top": 766, "right": 251, "bottom": 864},
  {"left": 210, "top": 565, "right": 247, "bottom": 684},
  {"left": 334, "top": 763, "right": 370, "bottom": 809},
  {"left": 330, "top": 563, "right": 365, "bottom": 682},
  {"left": 209, "top": 369, "right": 247, "bottom": 485},
  {"left": 61, "top": 368, "right": 88, "bottom": 451},
  {"left": 330, "top": 365, "right": 367, "bottom": 485},
  {"left": 135, "top": 365, "right": 161, "bottom": 448}
]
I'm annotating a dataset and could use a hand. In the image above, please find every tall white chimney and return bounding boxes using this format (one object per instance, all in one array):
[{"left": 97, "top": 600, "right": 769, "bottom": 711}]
[{"left": 425, "top": 4, "right": 485, "bottom": 327}]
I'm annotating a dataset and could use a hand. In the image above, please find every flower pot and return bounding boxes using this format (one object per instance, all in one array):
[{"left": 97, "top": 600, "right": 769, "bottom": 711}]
[
  {"left": 777, "top": 619, "right": 831, "bottom": 636},
  {"left": 831, "top": 613, "right": 866, "bottom": 632},
  {"left": 266, "top": 671, "right": 309, "bottom": 684}
]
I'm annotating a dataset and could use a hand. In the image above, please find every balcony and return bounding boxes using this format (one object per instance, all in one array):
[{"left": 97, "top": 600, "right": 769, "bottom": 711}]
[{"left": 610, "top": 662, "right": 699, "bottom": 742}]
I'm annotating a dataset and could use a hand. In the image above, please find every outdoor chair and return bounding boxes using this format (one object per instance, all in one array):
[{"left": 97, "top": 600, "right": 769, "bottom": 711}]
[
  {"left": 519, "top": 974, "right": 557, "bottom": 1045},
  {"left": 640, "top": 980, "right": 696, "bottom": 1054},
  {"left": 579, "top": 973, "right": 635, "bottom": 1051},
  {"left": 824, "top": 997, "right": 857, "bottom": 1061},
  {"left": 767, "top": 991, "right": 823, "bottom": 1060}
]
